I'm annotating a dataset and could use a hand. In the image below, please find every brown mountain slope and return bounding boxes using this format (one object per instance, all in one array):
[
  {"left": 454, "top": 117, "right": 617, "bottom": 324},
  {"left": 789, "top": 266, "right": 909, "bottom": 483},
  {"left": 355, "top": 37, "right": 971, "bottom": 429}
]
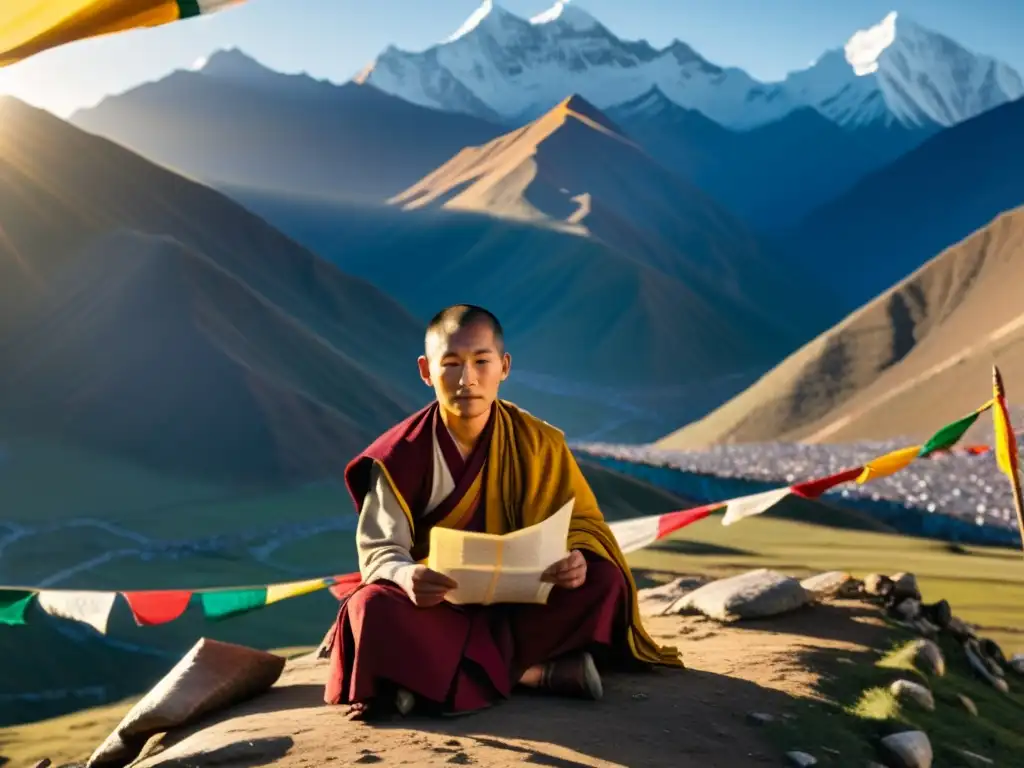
[
  {"left": 658, "top": 205, "right": 1024, "bottom": 448},
  {"left": 0, "top": 97, "right": 425, "bottom": 482},
  {"left": 390, "top": 94, "right": 836, "bottom": 344}
]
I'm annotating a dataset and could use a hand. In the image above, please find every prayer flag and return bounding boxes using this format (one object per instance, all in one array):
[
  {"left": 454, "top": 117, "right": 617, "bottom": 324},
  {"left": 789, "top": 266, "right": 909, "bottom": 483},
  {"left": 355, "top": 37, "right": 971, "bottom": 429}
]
[
  {"left": 1, "top": 1, "right": 247, "bottom": 68},
  {"left": 792, "top": 467, "right": 864, "bottom": 497},
  {"left": 0, "top": 590, "right": 35, "bottom": 626},
  {"left": 122, "top": 590, "right": 193, "bottom": 626},
  {"left": 265, "top": 578, "right": 333, "bottom": 605},
  {"left": 37, "top": 590, "right": 118, "bottom": 634},
  {"left": 918, "top": 403, "right": 991, "bottom": 458},
  {"left": 720, "top": 487, "right": 793, "bottom": 526},
  {"left": 200, "top": 587, "right": 267, "bottom": 620},
  {"left": 607, "top": 504, "right": 720, "bottom": 553},
  {"left": 993, "top": 383, "right": 1020, "bottom": 482},
  {"left": 857, "top": 446, "right": 922, "bottom": 484}
]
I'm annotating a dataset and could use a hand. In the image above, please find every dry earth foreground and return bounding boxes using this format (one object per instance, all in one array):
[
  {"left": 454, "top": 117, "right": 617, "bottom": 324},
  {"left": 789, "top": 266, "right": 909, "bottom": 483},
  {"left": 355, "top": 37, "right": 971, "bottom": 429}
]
[{"left": 10, "top": 569, "right": 1024, "bottom": 768}]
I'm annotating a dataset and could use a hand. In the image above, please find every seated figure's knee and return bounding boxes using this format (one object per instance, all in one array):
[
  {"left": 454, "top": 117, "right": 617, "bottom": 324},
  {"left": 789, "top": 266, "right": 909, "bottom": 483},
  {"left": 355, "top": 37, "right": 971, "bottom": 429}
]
[{"left": 346, "top": 582, "right": 405, "bottom": 626}]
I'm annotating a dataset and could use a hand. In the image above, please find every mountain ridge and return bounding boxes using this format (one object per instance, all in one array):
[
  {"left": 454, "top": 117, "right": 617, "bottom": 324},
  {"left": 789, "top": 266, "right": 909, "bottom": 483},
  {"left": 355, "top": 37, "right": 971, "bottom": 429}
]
[{"left": 358, "top": 2, "right": 1023, "bottom": 131}]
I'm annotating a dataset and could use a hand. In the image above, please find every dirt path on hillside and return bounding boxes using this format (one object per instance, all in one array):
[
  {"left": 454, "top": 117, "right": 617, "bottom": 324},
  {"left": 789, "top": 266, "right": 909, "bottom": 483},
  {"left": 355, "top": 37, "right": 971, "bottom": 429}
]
[{"left": 128, "top": 602, "right": 889, "bottom": 768}]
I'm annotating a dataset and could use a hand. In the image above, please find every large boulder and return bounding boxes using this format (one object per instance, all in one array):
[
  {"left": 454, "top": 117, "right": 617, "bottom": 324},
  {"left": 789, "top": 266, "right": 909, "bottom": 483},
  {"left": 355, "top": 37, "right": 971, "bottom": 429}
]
[{"left": 671, "top": 569, "right": 811, "bottom": 622}]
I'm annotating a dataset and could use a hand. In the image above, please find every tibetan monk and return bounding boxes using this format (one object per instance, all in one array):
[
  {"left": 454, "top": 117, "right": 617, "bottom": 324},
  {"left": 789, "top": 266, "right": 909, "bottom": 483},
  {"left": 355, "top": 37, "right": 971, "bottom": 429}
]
[{"left": 321, "top": 304, "right": 683, "bottom": 719}]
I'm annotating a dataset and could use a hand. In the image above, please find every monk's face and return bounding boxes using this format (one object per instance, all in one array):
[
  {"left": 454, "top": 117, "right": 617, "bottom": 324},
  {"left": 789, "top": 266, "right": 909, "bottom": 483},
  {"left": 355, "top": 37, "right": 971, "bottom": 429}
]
[{"left": 418, "top": 321, "right": 511, "bottom": 420}]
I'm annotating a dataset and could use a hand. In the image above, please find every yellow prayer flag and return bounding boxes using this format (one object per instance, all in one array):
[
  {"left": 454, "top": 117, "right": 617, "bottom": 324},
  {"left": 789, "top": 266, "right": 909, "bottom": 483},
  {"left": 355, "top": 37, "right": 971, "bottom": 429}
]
[
  {"left": 1, "top": 1, "right": 246, "bottom": 68},
  {"left": 264, "top": 578, "right": 330, "bottom": 605},
  {"left": 993, "top": 394, "right": 1019, "bottom": 481},
  {"left": 856, "top": 445, "right": 922, "bottom": 484}
]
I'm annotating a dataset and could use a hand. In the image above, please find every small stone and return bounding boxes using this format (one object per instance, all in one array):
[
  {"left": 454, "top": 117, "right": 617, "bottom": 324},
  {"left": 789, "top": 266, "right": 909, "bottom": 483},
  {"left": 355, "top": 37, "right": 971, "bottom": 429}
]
[
  {"left": 879, "top": 730, "right": 932, "bottom": 768},
  {"left": 979, "top": 638, "right": 1007, "bottom": 667},
  {"left": 864, "top": 574, "right": 894, "bottom": 598},
  {"left": 821, "top": 747, "right": 840, "bottom": 756},
  {"left": 785, "top": 751, "right": 817, "bottom": 767},
  {"left": 890, "top": 573, "right": 921, "bottom": 602},
  {"left": 632, "top": 692, "right": 649, "bottom": 700},
  {"left": 746, "top": 712, "right": 774, "bottom": 726},
  {"left": 1011, "top": 653, "right": 1024, "bottom": 675},
  {"left": 447, "top": 754, "right": 473, "bottom": 765},
  {"left": 800, "top": 571, "right": 853, "bottom": 598},
  {"left": 964, "top": 640, "right": 1010, "bottom": 693},
  {"left": 956, "top": 750, "right": 994, "bottom": 767},
  {"left": 913, "top": 618, "right": 939, "bottom": 639},
  {"left": 946, "top": 616, "right": 975, "bottom": 642},
  {"left": 920, "top": 599, "right": 951, "bottom": 628},
  {"left": 909, "top": 639, "right": 945, "bottom": 677},
  {"left": 956, "top": 693, "right": 978, "bottom": 716},
  {"left": 355, "top": 755, "right": 383, "bottom": 764},
  {"left": 892, "top": 598, "right": 922, "bottom": 621},
  {"left": 890, "top": 680, "right": 935, "bottom": 711},
  {"left": 32, "top": 761, "right": 51, "bottom": 768}
]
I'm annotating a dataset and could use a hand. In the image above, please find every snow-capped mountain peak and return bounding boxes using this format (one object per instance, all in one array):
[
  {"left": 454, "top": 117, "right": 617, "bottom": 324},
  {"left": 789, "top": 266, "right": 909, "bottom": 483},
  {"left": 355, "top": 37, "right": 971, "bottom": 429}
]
[
  {"left": 530, "top": 0, "right": 599, "bottom": 31},
  {"left": 784, "top": 11, "right": 1024, "bottom": 128},
  {"left": 844, "top": 10, "right": 899, "bottom": 76},
  {"left": 360, "top": 1, "right": 794, "bottom": 129},
  {"left": 360, "top": 4, "right": 1022, "bottom": 133},
  {"left": 445, "top": 0, "right": 521, "bottom": 43}
]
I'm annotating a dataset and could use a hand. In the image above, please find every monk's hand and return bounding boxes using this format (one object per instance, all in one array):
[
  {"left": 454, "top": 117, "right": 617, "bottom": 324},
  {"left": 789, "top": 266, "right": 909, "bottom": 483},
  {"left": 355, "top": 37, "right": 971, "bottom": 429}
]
[
  {"left": 405, "top": 565, "right": 459, "bottom": 608},
  {"left": 541, "top": 549, "right": 587, "bottom": 589}
]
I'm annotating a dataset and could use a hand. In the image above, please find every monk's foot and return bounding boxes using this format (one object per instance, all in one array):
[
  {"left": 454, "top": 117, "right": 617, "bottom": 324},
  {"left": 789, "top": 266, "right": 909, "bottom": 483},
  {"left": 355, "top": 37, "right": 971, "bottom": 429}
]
[
  {"left": 345, "top": 701, "right": 376, "bottom": 721},
  {"left": 539, "top": 651, "right": 603, "bottom": 701}
]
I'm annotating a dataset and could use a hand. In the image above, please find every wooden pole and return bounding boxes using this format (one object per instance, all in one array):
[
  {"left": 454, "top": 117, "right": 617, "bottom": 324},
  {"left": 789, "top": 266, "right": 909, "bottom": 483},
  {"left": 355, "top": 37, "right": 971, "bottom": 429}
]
[{"left": 992, "top": 365, "right": 1024, "bottom": 553}]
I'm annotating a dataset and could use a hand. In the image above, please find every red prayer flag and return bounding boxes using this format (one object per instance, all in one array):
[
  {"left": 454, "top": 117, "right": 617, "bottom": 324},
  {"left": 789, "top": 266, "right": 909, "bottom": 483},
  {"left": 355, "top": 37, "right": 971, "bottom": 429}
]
[
  {"left": 791, "top": 467, "right": 863, "bottom": 498},
  {"left": 123, "top": 590, "right": 193, "bottom": 626}
]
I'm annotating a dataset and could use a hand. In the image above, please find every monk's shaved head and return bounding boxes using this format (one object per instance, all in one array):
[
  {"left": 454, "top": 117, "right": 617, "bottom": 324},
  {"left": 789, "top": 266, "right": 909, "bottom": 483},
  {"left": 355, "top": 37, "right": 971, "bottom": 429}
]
[{"left": 425, "top": 304, "right": 505, "bottom": 357}]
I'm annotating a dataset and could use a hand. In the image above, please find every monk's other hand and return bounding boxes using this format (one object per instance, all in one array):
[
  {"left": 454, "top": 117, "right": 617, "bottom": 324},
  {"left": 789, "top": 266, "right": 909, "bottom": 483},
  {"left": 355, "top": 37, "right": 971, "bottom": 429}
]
[
  {"left": 405, "top": 565, "right": 459, "bottom": 607},
  {"left": 541, "top": 549, "right": 587, "bottom": 589}
]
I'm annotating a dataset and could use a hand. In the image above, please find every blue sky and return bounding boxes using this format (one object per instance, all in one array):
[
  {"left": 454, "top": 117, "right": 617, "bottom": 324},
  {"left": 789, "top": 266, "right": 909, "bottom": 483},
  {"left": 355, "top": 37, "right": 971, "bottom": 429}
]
[{"left": 2, "top": 0, "right": 1023, "bottom": 117}]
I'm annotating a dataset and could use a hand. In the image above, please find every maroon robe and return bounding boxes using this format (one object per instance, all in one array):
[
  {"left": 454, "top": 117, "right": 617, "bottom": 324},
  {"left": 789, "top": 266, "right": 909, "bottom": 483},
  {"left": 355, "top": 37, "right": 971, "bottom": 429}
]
[{"left": 323, "top": 401, "right": 629, "bottom": 713}]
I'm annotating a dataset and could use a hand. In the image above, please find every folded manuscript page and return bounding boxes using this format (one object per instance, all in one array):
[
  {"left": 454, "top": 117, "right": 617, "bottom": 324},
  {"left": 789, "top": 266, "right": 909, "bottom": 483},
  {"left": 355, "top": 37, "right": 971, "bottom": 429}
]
[{"left": 427, "top": 498, "right": 574, "bottom": 605}]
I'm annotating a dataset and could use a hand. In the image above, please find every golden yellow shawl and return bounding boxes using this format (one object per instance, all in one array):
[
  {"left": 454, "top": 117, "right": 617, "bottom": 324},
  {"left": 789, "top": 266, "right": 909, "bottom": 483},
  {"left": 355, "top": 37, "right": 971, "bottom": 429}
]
[{"left": 481, "top": 400, "right": 683, "bottom": 668}]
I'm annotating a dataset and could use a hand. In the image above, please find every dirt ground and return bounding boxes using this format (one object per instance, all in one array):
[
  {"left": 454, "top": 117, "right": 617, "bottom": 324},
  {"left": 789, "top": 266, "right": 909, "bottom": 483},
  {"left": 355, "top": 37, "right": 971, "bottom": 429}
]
[{"left": 130, "top": 602, "right": 891, "bottom": 768}]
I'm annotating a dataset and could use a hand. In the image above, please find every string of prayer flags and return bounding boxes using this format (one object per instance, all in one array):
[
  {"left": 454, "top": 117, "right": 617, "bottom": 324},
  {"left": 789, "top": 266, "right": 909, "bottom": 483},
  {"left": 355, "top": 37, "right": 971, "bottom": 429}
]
[
  {"left": 856, "top": 401, "right": 995, "bottom": 484},
  {"left": 1, "top": 1, "right": 248, "bottom": 68}
]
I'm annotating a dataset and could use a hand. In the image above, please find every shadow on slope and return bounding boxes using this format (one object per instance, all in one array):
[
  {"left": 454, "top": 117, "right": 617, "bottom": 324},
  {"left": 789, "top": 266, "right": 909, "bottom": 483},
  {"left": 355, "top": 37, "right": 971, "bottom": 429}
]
[
  {"left": 0, "top": 96, "right": 428, "bottom": 481},
  {"left": 226, "top": 187, "right": 795, "bottom": 442},
  {"left": 784, "top": 95, "right": 1024, "bottom": 314}
]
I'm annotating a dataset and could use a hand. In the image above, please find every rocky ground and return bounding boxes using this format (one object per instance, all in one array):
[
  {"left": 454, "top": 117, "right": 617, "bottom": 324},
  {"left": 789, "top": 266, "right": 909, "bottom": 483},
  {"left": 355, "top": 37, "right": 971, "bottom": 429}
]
[{"left": 18, "top": 568, "right": 1023, "bottom": 768}]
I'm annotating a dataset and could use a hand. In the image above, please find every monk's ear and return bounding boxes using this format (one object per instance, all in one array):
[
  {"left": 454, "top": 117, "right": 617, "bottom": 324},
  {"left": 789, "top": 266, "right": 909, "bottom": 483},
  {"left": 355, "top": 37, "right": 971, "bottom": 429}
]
[
  {"left": 500, "top": 352, "right": 511, "bottom": 380},
  {"left": 417, "top": 355, "right": 432, "bottom": 386}
]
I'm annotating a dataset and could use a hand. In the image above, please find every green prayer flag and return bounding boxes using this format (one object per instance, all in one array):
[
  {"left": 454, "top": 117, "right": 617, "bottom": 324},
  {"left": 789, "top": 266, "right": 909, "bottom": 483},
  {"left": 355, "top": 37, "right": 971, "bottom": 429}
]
[
  {"left": 918, "top": 408, "right": 986, "bottom": 457},
  {"left": 0, "top": 590, "right": 35, "bottom": 626},
  {"left": 200, "top": 588, "right": 268, "bottom": 620}
]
